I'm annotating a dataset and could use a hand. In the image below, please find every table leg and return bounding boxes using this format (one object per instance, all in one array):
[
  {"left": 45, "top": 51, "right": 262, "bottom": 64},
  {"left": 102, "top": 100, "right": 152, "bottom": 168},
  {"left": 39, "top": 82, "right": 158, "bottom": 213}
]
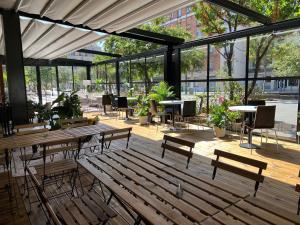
[
  {"left": 172, "top": 105, "right": 175, "bottom": 128},
  {"left": 240, "top": 128, "right": 260, "bottom": 149}
]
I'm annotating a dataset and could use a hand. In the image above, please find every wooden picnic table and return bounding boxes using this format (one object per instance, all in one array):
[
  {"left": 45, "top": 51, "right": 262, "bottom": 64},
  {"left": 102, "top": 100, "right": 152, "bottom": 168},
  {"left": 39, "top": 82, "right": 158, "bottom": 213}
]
[{"left": 78, "top": 148, "right": 300, "bottom": 225}]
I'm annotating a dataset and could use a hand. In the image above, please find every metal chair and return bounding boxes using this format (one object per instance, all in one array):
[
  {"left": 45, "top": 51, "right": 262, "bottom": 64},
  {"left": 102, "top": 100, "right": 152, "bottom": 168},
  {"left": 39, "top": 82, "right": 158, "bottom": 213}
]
[
  {"left": 296, "top": 170, "right": 300, "bottom": 215},
  {"left": 241, "top": 105, "right": 279, "bottom": 153},
  {"left": 102, "top": 94, "right": 112, "bottom": 114},
  {"left": 150, "top": 100, "right": 171, "bottom": 131},
  {"left": 117, "top": 97, "right": 132, "bottom": 119},
  {"left": 175, "top": 100, "right": 197, "bottom": 130},
  {"left": 0, "top": 104, "right": 14, "bottom": 137}
]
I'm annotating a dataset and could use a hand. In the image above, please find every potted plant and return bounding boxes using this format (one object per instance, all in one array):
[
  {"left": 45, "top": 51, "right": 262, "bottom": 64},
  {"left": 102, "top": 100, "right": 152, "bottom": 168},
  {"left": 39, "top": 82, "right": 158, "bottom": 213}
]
[
  {"left": 209, "top": 103, "right": 227, "bottom": 138},
  {"left": 149, "top": 81, "right": 175, "bottom": 103},
  {"left": 137, "top": 95, "right": 149, "bottom": 125}
]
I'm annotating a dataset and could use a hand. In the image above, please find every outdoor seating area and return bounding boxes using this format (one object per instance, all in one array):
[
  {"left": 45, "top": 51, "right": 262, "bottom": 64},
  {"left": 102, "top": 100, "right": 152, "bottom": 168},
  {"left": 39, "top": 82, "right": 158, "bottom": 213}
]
[{"left": 0, "top": 1, "right": 300, "bottom": 225}]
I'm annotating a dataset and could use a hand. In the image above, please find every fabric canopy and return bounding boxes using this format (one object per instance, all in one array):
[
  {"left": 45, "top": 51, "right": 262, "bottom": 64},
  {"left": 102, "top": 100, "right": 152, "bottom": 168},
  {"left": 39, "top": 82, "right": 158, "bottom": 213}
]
[{"left": 0, "top": 0, "right": 195, "bottom": 59}]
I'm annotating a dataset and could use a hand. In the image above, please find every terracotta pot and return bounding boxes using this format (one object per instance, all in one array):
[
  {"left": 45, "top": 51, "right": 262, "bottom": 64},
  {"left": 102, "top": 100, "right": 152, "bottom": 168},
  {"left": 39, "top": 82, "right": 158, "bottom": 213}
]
[
  {"left": 213, "top": 126, "right": 226, "bottom": 138},
  {"left": 139, "top": 116, "right": 148, "bottom": 125}
]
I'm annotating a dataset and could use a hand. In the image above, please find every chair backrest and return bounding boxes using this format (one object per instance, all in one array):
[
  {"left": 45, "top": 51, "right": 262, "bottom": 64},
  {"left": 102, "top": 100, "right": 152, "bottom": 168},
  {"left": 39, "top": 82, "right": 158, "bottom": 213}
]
[
  {"left": 60, "top": 117, "right": 88, "bottom": 129},
  {"left": 117, "top": 97, "right": 128, "bottom": 108},
  {"left": 150, "top": 100, "right": 158, "bottom": 115},
  {"left": 182, "top": 101, "right": 196, "bottom": 117},
  {"left": 0, "top": 104, "right": 13, "bottom": 137},
  {"left": 15, "top": 122, "right": 48, "bottom": 136},
  {"left": 254, "top": 105, "right": 276, "bottom": 129},
  {"left": 212, "top": 149, "right": 267, "bottom": 196},
  {"left": 296, "top": 171, "right": 300, "bottom": 215},
  {"left": 247, "top": 100, "right": 266, "bottom": 106},
  {"left": 102, "top": 94, "right": 112, "bottom": 105},
  {"left": 110, "top": 94, "right": 118, "bottom": 107},
  {"left": 161, "top": 135, "right": 195, "bottom": 168},
  {"left": 100, "top": 127, "right": 132, "bottom": 153}
]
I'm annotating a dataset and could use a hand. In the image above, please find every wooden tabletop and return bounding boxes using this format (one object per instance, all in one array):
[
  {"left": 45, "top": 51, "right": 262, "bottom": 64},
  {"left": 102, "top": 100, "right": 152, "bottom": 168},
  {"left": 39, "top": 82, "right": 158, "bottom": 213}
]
[
  {"left": 0, "top": 124, "right": 116, "bottom": 152},
  {"left": 229, "top": 105, "right": 257, "bottom": 113},
  {"left": 76, "top": 148, "right": 300, "bottom": 225}
]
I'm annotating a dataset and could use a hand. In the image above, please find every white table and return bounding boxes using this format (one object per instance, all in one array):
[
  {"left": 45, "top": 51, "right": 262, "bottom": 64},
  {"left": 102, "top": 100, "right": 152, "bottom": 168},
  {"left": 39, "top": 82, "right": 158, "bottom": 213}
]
[
  {"left": 229, "top": 105, "right": 258, "bottom": 149},
  {"left": 159, "top": 100, "right": 184, "bottom": 129}
]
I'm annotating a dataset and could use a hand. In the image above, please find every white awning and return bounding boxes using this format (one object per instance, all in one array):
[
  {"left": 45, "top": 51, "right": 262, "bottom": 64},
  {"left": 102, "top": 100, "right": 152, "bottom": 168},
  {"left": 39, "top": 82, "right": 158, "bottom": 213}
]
[{"left": 0, "top": 0, "right": 195, "bottom": 60}]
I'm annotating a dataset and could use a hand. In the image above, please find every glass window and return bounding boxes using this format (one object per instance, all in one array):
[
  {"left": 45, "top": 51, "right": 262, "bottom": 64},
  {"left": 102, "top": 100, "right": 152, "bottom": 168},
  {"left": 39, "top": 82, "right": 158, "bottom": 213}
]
[
  {"left": 40, "top": 67, "right": 57, "bottom": 104},
  {"left": 177, "top": 9, "right": 182, "bottom": 17},
  {"left": 58, "top": 66, "right": 72, "bottom": 94},
  {"left": 25, "top": 66, "right": 38, "bottom": 103}
]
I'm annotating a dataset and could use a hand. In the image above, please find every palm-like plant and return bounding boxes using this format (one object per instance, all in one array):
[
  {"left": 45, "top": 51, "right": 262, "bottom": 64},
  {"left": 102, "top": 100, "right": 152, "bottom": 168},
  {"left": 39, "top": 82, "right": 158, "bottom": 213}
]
[{"left": 149, "top": 81, "right": 175, "bottom": 102}]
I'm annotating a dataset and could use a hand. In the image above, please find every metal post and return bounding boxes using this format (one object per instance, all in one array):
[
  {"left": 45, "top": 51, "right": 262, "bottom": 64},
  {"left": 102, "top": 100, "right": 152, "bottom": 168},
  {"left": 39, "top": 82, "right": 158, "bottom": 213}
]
[
  {"left": 71, "top": 66, "right": 75, "bottom": 91},
  {"left": 55, "top": 66, "right": 59, "bottom": 95},
  {"left": 206, "top": 44, "right": 210, "bottom": 114},
  {"left": 36, "top": 66, "right": 42, "bottom": 104},
  {"left": 129, "top": 60, "right": 132, "bottom": 88},
  {"left": 116, "top": 61, "right": 120, "bottom": 96},
  {"left": 244, "top": 36, "right": 250, "bottom": 104},
  {"left": 2, "top": 10, "right": 28, "bottom": 124},
  {"left": 105, "top": 64, "right": 108, "bottom": 91},
  {"left": 297, "top": 80, "right": 300, "bottom": 140},
  {"left": 144, "top": 57, "right": 147, "bottom": 93},
  {"left": 86, "top": 66, "right": 91, "bottom": 80}
]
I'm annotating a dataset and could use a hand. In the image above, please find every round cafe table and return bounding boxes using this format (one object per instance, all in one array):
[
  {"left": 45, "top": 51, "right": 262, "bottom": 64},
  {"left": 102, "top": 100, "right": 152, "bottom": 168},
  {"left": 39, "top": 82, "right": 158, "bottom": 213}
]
[
  {"left": 229, "top": 105, "right": 258, "bottom": 149},
  {"left": 159, "top": 100, "right": 184, "bottom": 130}
]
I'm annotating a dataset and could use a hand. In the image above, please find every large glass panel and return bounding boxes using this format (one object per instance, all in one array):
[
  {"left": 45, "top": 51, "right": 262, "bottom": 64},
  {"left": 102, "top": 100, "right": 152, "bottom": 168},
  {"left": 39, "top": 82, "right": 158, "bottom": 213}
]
[
  {"left": 131, "top": 58, "right": 146, "bottom": 94},
  {"left": 210, "top": 38, "right": 247, "bottom": 80},
  {"left": 40, "top": 67, "right": 57, "bottom": 104},
  {"left": 25, "top": 66, "right": 38, "bottom": 103},
  {"left": 58, "top": 66, "right": 72, "bottom": 94},
  {"left": 181, "top": 46, "right": 207, "bottom": 81},
  {"left": 73, "top": 66, "right": 86, "bottom": 92},
  {"left": 120, "top": 61, "right": 130, "bottom": 96}
]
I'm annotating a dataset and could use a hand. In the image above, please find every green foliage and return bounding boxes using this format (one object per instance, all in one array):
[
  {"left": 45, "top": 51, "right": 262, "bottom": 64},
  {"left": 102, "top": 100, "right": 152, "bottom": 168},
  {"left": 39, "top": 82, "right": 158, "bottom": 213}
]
[
  {"left": 272, "top": 42, "right": 300, "bottom": 77},
  {"left": 209, "top": 103, "right": 227, "bottom": 128},
  {"left": 137, "top": 95, "right": 149, "bottom": 117},
  {"left": 149, "top": 81, "right": 175, "bottom": 102},
  {"left": 52, "top": 91, "right": 83, "bottom": 119}
]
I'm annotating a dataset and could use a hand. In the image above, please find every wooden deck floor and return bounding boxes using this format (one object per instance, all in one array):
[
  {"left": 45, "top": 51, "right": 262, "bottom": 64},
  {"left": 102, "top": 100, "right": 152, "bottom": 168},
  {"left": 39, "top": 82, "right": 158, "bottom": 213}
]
[{"left": 1, "top": 114, "right": 300, "bottom": 225}]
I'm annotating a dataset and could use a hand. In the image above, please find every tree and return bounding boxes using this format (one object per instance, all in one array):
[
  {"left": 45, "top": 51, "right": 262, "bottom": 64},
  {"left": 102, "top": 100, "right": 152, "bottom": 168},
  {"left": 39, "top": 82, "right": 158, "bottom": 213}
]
[{"left": 192, "top": 0, "right": 300, "bottom": 99}]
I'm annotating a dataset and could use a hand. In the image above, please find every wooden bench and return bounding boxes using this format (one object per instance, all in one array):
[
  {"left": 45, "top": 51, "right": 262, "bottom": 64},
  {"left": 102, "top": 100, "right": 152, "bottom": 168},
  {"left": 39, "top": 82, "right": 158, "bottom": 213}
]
[
  {"left": 26, "top": 165, "right": 116, "bottom": 225},
  {"left": 212, "top": 149, "right": 267, "bottom": 196},
  {"left": 161, "top": 135, "right": 195, "bottom": 169},
  {"left": 99, "top": 127, "right": 132, "bottom": 154},
  {"left": 14, "top": 122, "right": 48, "bottom": 136},
  {"left": 296, "top": 170, "right": 300, "bottom": 215},
  {"left": 60, "top": 117, "right": 89, "bottom": 129}
]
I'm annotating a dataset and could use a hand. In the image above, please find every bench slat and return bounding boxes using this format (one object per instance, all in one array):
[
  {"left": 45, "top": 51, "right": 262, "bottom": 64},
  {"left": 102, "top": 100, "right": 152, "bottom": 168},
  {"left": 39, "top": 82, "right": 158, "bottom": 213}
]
[
  {"left": 161, "top": 143, "right": 192, "bottom": 157},
  {"left": 164, "top": 135, "right": 195, "bottom": 147},
  {"left": 211, "top": 160, "right": 264, "bottom": 183},
  {"left": 214, "top": 149, "right": 267, "bottom": 169},
  {"left": 104, "top": 133, "right": 130, "bottom": 142}
]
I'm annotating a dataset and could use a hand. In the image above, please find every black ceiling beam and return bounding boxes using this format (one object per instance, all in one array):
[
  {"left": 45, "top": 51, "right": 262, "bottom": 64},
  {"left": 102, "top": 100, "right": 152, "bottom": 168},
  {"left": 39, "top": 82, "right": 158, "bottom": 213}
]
[
  {"left": 77, "top": 49, "right": 121, "bottom": 57},
  {"left": 0, "top": 55, "right": 92, "bottom": 66},
  {"left": 0, "top": 9, "right": 181, "bottom": 46},
  {"left": 204, "top": 0, "right": 271, "bottom": 25},
  {"left": 176, "top": 17, "right": 300, "bottom": 50},
  {"left": 93, "top": 47, "right": 166, "bottom": 66}
]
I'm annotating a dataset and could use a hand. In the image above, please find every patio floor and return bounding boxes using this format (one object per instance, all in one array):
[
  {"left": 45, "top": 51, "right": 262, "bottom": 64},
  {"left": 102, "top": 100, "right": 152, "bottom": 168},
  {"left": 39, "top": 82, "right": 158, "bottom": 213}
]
[{"left": 2, "top": 113, "right": 300, "bottom": 225}]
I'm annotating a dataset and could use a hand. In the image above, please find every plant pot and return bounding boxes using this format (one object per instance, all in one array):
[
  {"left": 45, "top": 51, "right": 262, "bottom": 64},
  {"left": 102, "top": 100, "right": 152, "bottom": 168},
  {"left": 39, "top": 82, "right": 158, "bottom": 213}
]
[
  {"left": 213, "top": 126, "right": 226, "bottom": 138},
  {"left": 231, "top": 122, "right": 242, "bottom": 132},
  {"left": 139, "top": 116, "right": 148, "bottom": 125}
]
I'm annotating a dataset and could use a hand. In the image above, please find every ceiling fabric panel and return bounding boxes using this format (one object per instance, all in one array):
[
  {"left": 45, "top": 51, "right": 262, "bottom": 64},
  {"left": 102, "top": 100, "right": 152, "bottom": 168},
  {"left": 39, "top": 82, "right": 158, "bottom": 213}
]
[
  {"left": 108, "top": 0, "right": 195, "bottom": 33},
  {"left": 23, "top": 22, "right": 72, "bottom": 58},
  {"left": 66, "top": 0, "right": 117, "bottom": 25},
  {"left": 21, "top": 19, "right": 53, "bottom": 51},
  {"left": 45, "top": 32, "right": 107, "bottom": 59},
  {"left": 0, "top": 0, "right": 17, "bottom": 9},
  {"left": 18, "top": 0, "right": 49, "bottom": 15},
  {"left": 42, "top": 0, "right": 83, "bottom": 20},
  {"left": 0, "top": 18, "right": 4, "bottom": 55},
  {"left": 19, "top": 17, "right": 32, "bottom": 33},
  {"left": 86, "top": 0, "right": 153, "bottom": 29},
  {"left": 34, "top": 29, "right": 90, "bottom": 59}
]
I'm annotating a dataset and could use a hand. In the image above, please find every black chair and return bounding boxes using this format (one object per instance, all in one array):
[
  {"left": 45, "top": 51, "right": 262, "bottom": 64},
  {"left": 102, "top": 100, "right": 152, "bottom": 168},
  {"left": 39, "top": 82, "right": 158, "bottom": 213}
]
[
  {"left": 102, "top": 94, "right": 112, "bottom": 114},
  {"left": 296, "top": 170, "right": 300, "bottom": 215},
  {"left": 0, "top": 104, "right": 14, "bottom": 137},
  {"left": 245, "top": 100, "right": 266, "bottom": 126},
  {"left": 241, "top": 105, "right": 278, "bottom": 153},
  {"left": 117, "top": 97, "right": 133, "bottom": 119},
  {"left": 175, "top": 101, "right": 197, "bottom": 130},
  {"left": 150, "top": 100, "right": 171, "bottom": 131}
]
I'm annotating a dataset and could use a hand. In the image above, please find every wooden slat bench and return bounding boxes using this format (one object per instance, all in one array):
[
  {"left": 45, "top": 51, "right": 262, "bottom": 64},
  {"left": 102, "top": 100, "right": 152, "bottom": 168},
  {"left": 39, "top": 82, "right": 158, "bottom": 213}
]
[
  {"left": 26, "top": 165, "right": 116, "bottom": 225},
  {"left": 60, "top": 117, "right": 89, "bottom": 129},
  {"left": 99, "top": 127, "right": 132, "bottom": 154},
  {"left": 161, "top": 135, "right": 195, "bottom": 168},
  {"left": 212, "top": 149, "right": 267, "bottom": 196}
]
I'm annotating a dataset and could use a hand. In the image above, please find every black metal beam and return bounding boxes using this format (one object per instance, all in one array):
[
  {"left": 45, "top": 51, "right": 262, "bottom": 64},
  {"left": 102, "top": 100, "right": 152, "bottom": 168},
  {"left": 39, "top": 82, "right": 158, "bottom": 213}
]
[
  {"left": 2, "top": 10, "right": 28, "bottom": 124},
  {"left": 2, "top": 10, "right": 182, "bottom": 45},
  {"left": 36, "top": 66, "right": 42, "bottom": 104},
  {"left": 93, "top": 47, "right": 166, "bottom": 66},
  {"left": 176, "top": 17, "right": 300, "bottom": 50},
  {"left": 204, "top": 0, "right": 271, "bottom": 25},
  {"left": 23, "top": 57, "right": 92, "bottom": 67},
  {"left": 77, "top": 49, "right": 121, "bottom": 58},
  {"left": 115, "top": 61, "right": 120, "bottom": 96}
]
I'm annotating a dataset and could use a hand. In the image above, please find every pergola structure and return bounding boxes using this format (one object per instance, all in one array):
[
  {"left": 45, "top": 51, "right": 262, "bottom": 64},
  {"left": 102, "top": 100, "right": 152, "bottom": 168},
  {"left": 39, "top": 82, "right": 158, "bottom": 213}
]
[{"left": 0, "top": 0, "right": 299, "bottom": 135}]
